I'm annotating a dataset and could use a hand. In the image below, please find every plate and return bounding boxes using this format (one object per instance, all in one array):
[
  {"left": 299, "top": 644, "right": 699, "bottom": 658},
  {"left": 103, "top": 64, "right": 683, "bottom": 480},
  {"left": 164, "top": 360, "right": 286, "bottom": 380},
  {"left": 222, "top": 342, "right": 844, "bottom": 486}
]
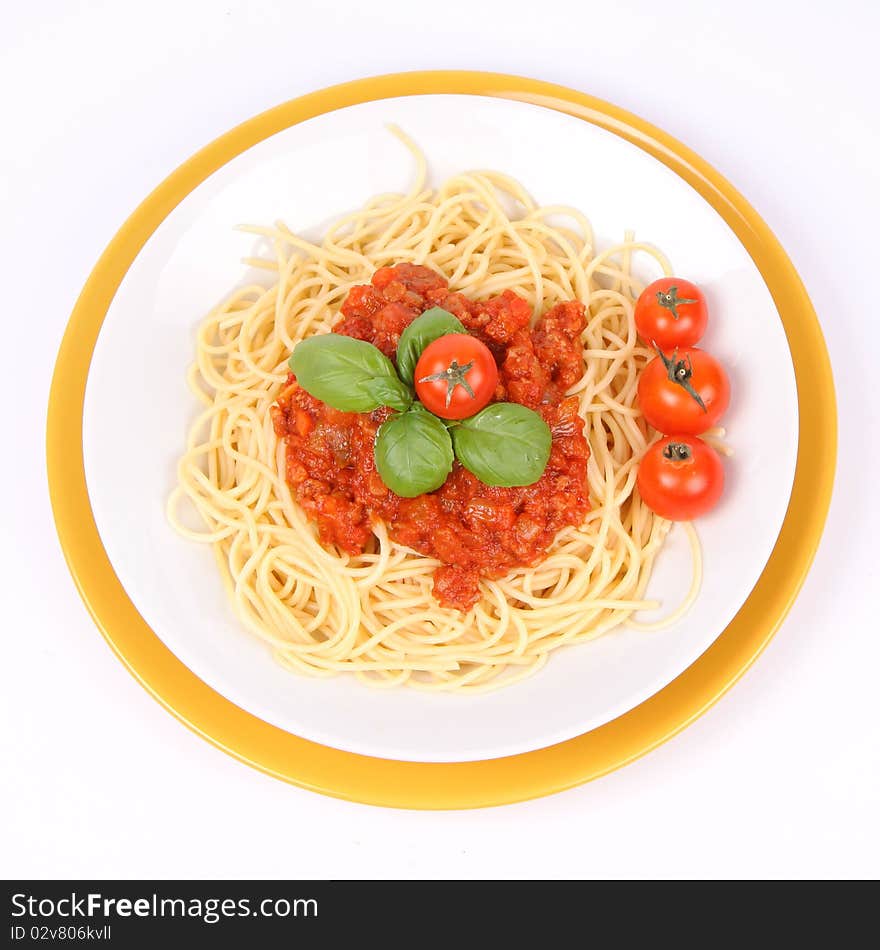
[{"left": 48, "top": 72, "right": 835, "bottom": 805}]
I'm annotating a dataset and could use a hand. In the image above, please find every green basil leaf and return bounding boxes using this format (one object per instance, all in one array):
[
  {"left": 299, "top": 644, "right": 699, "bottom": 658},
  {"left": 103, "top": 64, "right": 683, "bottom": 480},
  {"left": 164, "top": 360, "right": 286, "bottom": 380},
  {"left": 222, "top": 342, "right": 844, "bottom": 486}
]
[
  {"left": 374, "top": 409, "right": 454, "bottom": 498},
  {"left": 358, "top": 376, "right": 413, "bottom": 413},
  {"left": 451, "top": 403, "right": 552, "bottom": 487},
  {"left": 395, "top": 307, "right": 466, "bottom": 385},
  {"left": 409, "top": 401, "right": 457, "bottom": 427},
  {"left": 289, "top": 334, "right": 400, "bottom": 412}
]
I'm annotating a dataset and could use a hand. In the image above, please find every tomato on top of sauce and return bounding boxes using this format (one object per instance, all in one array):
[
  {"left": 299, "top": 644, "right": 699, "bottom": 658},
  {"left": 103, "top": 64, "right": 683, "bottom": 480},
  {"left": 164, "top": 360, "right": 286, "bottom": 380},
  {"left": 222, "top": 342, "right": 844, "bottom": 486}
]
[{"left": 271, "top": 263, "right": 590, "bottom": 611}]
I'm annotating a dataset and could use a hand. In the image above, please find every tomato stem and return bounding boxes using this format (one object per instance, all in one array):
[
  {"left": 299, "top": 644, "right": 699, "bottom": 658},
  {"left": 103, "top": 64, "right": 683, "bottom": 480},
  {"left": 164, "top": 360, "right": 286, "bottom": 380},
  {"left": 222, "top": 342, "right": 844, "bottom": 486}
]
[
  {"left": 418, "top": 359, "right": 476, "bottom": 408},
  {"left": 653, "top": 344, "right": 707, "bottom": 413},
  {"left": 656, "top": 285, "right": 697, "bottom": 321},
  {"left": 662, "top": 441, "right": 693, "bottom": 461}
]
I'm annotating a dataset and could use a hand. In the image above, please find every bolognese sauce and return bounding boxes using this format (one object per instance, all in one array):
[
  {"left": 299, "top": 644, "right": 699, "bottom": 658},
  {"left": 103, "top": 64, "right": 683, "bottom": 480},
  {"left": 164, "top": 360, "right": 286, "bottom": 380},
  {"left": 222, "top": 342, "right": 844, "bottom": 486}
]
[{"left": 272, "top": 264, "right": 590, "bottom": 611}]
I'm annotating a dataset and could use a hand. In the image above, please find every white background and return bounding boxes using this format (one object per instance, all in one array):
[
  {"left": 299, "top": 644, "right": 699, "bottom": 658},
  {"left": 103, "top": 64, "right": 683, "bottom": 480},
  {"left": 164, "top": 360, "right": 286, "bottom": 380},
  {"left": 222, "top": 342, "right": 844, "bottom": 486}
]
[{"left": 1, "top": 0, "right": 877, "bottom": 880}]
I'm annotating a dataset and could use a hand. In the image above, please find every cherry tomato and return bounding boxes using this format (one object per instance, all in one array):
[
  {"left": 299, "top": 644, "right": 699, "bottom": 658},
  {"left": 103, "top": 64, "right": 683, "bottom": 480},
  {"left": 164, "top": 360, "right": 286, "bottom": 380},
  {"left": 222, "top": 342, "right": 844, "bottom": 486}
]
[
  {"left": 637, "top": 435, "right": 724, "bottom": 520},
  {"left": 635, "top": 277, "right": 708, "bottom": 350},
  {"left": 638, "top": 346, "right": 730, "bottom": 435},
  {"left": 414, "top": 334, "right": 498, "bottom": 420}
]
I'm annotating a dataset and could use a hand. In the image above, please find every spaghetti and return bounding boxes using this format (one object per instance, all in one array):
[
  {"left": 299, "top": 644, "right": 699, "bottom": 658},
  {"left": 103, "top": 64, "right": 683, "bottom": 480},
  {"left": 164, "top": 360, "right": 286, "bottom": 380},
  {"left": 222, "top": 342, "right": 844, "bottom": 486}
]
[{"left": 167, "top": 129, "right": 700, "bottom": 692}]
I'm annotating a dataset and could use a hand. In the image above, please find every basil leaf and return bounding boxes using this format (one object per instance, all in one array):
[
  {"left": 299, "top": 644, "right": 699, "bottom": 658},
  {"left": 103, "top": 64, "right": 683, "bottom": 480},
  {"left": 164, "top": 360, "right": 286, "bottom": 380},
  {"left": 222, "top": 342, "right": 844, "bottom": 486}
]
[
  {"left": 451, "top": 403, "right": 552, "bottom": 487},
  {"left": 358, "top": 376, "right": 413, "bottom": 413},
  {"left": 409, "top": 401, "right": 457, "bottom": 427},
  {"left": 395, "top": 307, "right": 466, "bottom": 385},
  {"left": 289, "top": 334, "right": 400, "bottom": 412},
  {"left": 374, "top": 409, "right": 454, "bottom": 498}
]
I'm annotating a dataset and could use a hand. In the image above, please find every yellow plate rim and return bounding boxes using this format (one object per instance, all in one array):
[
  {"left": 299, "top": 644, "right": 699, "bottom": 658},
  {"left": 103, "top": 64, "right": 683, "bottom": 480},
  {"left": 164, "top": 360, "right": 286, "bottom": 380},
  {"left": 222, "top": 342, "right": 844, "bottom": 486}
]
[{"left": 47, "top": 71, "right": 836, "bottom": 809}]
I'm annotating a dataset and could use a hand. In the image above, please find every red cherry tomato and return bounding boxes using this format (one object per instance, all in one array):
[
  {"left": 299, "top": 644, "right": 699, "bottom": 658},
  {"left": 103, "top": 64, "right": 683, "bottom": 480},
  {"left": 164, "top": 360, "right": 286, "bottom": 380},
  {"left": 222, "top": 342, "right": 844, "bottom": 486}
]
[
  {"left": 637, "top": 435, "right": 724, "bottom": 520},
  {"left": 414, "top": 334, "right": 498, "bottom": 420},
  {"left": 638, "top": 346, "right": 730, "bottom": 435},
  {"left": 635, "top": 277, "right": 708, "bottom": 350}
]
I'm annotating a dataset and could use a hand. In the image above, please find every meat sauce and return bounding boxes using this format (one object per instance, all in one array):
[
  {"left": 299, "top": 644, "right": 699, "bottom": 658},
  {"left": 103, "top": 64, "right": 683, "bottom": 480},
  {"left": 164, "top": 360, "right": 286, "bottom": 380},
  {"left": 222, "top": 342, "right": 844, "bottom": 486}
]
[{"left": 271, "top": 264, "right": 590, "bottom": 611}]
